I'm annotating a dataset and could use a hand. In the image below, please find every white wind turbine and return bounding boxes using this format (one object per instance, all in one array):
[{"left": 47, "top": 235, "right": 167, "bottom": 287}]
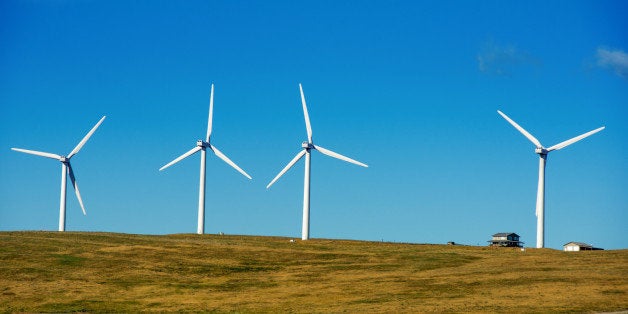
[
  {"left": 159, "top": 84, "right": 252, "bottom": 235},
  {"left": 11, "top": 116, "right": 106, "bottom": 231},
  {"left": 267, "top": 84, "right": 368, "bottom": 240},
  {"left": 497, "top": 110, "right": 604, "bottom": 248}
]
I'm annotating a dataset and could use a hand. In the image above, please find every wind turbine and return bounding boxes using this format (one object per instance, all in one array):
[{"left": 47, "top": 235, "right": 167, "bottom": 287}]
[
  {"left": 497, "top": 110, "right": 604, "bottom": 248},
  {"left": 267, "top": 84, "right": 368, "bottom": 240},
  {"left": 159, "top": 84, "right": 252, "bottom": 235},
  {"left": 11, "top": 116, "right": 106, "bottom": 231}
]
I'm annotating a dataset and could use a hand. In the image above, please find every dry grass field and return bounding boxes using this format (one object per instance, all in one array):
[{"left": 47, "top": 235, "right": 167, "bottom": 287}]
[{"left": 0, "top": 231, "right": 626, "bottom": 313}]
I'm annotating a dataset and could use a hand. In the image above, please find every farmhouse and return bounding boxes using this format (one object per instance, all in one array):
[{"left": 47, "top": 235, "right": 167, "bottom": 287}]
[
  {"left": 488, "top": 232, "right": 523, "bottom": 247},
  {"left": 563, "top": 242, "right": 603, "bottom": 251}
]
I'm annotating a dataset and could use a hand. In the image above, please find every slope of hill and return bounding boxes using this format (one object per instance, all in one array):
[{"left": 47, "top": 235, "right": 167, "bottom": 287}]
[{"left": 0, "top": 232, "right": 626, "bottom": 312}]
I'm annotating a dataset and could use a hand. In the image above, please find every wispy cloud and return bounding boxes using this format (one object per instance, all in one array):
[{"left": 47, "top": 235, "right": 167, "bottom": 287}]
[
  {"left": 596, "top": 47, "right": 628, "bottom": 79},
  {"left": 477, "top": 41, "right": 541, "bottom": 76}
]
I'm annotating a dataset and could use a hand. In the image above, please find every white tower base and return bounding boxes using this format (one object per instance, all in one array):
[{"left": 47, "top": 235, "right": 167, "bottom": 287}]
[
  {"left": 197, "top": 148, "right": 207, "bottom": 235},
  {"left": 535, "top": 154, "right": 547, "bottom": 248},
  {"left": 302, "top": 150, "right": 311, "bottom": 240},
  {"left": 59, "top": 163, "right": 67, "bottom": 232}
]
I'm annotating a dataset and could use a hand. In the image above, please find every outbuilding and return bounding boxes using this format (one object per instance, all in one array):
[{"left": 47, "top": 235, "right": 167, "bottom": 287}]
[{"left": 563, "top": 242, "right": 603, "bottom": 251}]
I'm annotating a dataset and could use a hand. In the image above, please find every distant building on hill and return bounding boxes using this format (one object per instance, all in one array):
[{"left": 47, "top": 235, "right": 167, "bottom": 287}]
[
  {"left": 563, "top": 242, "right": 603, "bottom": 251},
  {"left": 488, "top": 232, "right": 523, "bottom": 247}
]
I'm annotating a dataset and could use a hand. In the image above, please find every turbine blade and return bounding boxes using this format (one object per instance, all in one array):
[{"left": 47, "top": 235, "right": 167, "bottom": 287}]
[
  {"left": 206, "top": 84, "right": 214, "bottom": 142},
  {"left": 299, "top": 84, "right": 313, "bottom": 143},
  {"left": 208, "top": 145, "right": 252, "bottom": 179},
  {"left": 159, "top": 146, "right": 202, "bottom": 171},
  {"left": 313, "top": 145, "right": 368, "bottom": 167},
  {"left": 547, "top": 126, "right": 605, "bottom": 152},
  {"left": 497, "top": 110, "right": 543, "bottom": 148},
  {"left": 11, "top": 148, "right": 62, "bottom": 160},
  {"left": 67, "top": 116, "right": 106, "bottom": 158},
  {"left": 267, "top": 150, "right": 306, "bottom": 189},
  {"left": 67, "top": 163, "right": 87, "bottom": 215}
]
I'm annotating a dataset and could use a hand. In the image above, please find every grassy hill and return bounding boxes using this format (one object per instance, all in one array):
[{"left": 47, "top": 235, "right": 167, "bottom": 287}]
[{"left": 0, "top": 232, "right": 626, "bottom": 313}]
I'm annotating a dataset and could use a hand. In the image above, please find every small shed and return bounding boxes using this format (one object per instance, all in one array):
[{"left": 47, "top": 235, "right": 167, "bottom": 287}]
[
  {"left": 488, "top": 232, "right": 523, "bottom": 247},
  {"left": 563, "top": 242, "right": 603, "bottom": 251}
]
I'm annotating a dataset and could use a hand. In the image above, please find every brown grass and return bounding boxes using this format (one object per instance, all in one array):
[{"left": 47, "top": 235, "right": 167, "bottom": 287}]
[{"left": 0, "top": 231, "right": 626, "bottom": 313}]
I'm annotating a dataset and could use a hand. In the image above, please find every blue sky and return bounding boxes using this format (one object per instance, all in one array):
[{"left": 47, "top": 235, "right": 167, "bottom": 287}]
[{"left": 1, "top": 1, "right": 626, "bottom": 249}]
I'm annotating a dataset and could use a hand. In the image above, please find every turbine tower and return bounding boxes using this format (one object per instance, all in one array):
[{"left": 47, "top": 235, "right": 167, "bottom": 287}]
[
  {"left": 497, "top": 110, "right": 604, "bottom": 248},
  {"left": 267, "top": 84, "right": 368, "bottom": 240},
  {"left": 160, "top": 84, "right": 252, "bottom": 235},
  {"left": 11, "top": 116, "right": 106, "bottom": 231}
]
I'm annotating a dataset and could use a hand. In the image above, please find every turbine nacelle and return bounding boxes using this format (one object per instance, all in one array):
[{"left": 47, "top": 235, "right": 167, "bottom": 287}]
[
  {"left": 534, "top": 148, "right": 548, "bottom": 155},
  {"left": 59, "top": 156, "right": 69, "bottom": 163},
  {"left": 302, "top": 141, "right": 313, "bottom": 149},
  {"left": 197, "top": 140, "right": 210, "bottom": 148}
]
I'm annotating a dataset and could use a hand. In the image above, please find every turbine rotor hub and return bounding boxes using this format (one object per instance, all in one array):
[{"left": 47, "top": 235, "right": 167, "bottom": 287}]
[
  {"left": 302, "top": 141, "right": 313, "bottom": 149},
  {"left": 535, "top": 147, "right": 548, "bottom": 155},
  {"left": 197, "top": 140, "right": 209, "bottom": 147},
  {"left": 59, "top": 156, "right": 68, "bottom": 163}
]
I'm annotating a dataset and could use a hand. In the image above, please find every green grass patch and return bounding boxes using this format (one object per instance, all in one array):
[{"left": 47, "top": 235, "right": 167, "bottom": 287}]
[{"left": 52, "top": 254, "right": 87, "bottom": 266}]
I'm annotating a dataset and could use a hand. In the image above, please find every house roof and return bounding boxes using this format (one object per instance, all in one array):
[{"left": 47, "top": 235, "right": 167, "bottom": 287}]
[
  {"left": 493, "top": 232, "right": 519, "bottom": 237},
  {"left": 563, "top": 242, "right": 593, "bottom": 248}
]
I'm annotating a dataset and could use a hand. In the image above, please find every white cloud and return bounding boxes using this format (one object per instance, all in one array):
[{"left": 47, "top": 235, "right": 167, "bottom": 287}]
[
  {"left": 596, "top": 47, "right": 628, "bottom": 79},
  {"left": 477, "top": 41, "right": 541, "bottom": 77}
]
